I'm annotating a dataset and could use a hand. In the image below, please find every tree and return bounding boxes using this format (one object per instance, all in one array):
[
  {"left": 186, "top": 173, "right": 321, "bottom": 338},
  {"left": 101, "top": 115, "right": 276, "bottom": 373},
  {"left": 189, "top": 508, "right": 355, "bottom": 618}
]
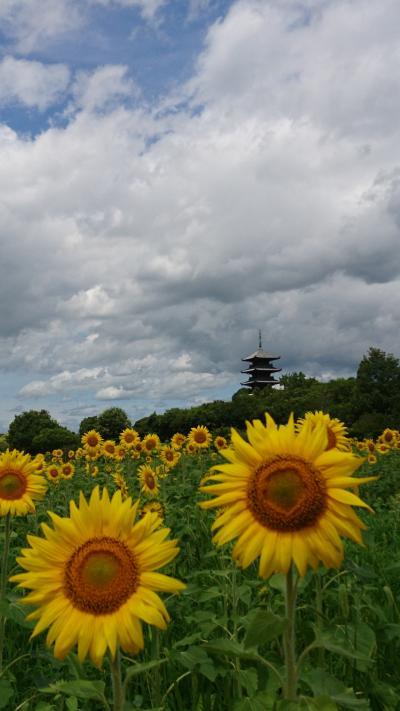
[
  {"left": 32, "top": 427, "right": 80, "bottom": 454},
  {"left": 97, "top": 408, "right": 132, "bottom": 441},
  {"left": 79, "top": 416, "right": 100, "bottom": 438},
  {"left": 8, "top": 410, "right": 59, "bottom": 454},
  {"left": 353, "top": 347, "right": 400, "bottom": 417}
]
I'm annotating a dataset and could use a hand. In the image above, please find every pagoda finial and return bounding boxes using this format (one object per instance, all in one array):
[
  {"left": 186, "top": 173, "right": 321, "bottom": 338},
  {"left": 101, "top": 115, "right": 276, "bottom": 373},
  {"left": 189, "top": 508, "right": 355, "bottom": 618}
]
[{"left": 258, "top": 329, "right": 262, "bottom": 349}]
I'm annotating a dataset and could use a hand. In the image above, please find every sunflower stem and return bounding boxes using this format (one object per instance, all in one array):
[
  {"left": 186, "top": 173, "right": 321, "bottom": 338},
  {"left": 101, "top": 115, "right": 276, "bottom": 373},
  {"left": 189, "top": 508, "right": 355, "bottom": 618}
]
[
  {"left": 0, "top": 512, "right": 11, "bottom": 674},
  {"left": 110, "top": 648, "right": 125, "bottom": 711},
  {"left": 283, "top": 565, "right": 298, "bottom": 700}
]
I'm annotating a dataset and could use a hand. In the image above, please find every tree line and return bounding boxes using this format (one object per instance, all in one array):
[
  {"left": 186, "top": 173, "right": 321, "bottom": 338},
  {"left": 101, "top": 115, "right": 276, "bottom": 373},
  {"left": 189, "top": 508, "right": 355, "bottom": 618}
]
[{"left": 3, "top": 348, "right": 400, "bottom": 454}]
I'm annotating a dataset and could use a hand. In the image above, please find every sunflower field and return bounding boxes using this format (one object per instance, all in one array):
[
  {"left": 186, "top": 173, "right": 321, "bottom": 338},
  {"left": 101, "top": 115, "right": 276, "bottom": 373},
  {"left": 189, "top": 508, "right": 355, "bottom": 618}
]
[{"left": 1, "top": 415, "right": 400, "bottom": 710}]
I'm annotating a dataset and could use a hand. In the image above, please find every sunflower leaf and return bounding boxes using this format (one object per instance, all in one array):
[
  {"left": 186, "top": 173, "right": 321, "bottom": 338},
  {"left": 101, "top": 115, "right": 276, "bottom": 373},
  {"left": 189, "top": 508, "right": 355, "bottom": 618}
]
[
  {"left": 40, "top": 680, "right": 106, "bottom": 701},
  {"left": 124, "top": 658, "right": 168, "bottom": 683},
  {"left": 244, "top": 609, "right": 288, "bottom": 649}
]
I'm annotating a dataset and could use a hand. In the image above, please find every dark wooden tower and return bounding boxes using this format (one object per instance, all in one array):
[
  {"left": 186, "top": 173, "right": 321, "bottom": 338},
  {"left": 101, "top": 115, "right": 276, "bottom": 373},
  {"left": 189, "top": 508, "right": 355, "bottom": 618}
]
[{"left": 241, "top": 331, "right": 281, "bottom": 390}]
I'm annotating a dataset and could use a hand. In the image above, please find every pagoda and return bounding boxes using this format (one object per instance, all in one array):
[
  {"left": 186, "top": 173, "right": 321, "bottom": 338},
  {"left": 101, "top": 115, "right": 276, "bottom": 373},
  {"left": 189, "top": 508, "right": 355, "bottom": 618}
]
[{"left": 241, "top": 331, "right": 281, "bottom": 390}]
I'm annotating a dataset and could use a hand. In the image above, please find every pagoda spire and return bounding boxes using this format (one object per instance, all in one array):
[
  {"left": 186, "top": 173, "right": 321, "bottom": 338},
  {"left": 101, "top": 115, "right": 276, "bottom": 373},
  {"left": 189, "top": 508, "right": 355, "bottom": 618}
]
[{"left": 258, "top": 329, "right": 262, "bottom": 349}]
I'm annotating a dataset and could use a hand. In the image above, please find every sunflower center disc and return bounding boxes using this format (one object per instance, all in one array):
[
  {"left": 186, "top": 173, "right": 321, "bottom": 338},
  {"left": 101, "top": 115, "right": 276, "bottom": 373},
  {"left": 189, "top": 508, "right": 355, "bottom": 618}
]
[
  {"left": 326, "top": 427, "right": 337, "bottom": 450},
  {"left": 146, "top": 474, "right": 155, "bottom": 489},
  {"left": 248, "top": 456, "right": 326, "bottom": 532},
  {"left": 0, "top": 471, "right": 27, "bottom": 499},
  {"left": 64, "top": 537, "right": 138, "bottom": 614},
  {"left": 195, "top": 433, "right": 206, "bottom": 443}
]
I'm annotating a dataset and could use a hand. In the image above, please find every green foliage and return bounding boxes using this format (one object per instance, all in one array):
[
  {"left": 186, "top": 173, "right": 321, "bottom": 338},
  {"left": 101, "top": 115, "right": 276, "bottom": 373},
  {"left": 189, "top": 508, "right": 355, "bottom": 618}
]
[
  {"left": 0, "top": 434, "right": 8, "bottom": 452},
  {"left": 353, "top": 347, "right": 400, "bottom": 418},
  {"left": 31, "top": 426, "right": 80, "bottom": 453},
  {"left": 78, "top": 416, "right": 100, "bottom": 438},
  {"left": 97, "top": 407, "right": 131, "bottom": 440},
  {"left": 7, "top": 409, "right": 59, "bottom": 454}
]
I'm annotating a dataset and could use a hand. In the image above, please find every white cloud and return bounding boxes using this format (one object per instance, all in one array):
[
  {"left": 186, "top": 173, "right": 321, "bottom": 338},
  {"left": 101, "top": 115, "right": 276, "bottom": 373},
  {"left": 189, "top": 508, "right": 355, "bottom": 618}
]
[
  {"left": 90, "top": 0, "right": 167, "bottom": 22},
  {"left": 0, "top": 0, "right": 83, "bottom": 52},
  {"left": 71, "top": 65, "right": 138, "bottom": 113},
  {"left": 0, "top": 56, "right": 70, "bottom": 110}
]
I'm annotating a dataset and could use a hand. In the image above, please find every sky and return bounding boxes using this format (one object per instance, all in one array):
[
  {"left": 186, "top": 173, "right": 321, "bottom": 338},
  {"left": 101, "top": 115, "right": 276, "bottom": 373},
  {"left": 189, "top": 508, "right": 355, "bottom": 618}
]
[{"left": 0, "top": 0, "right": 400, "bottom": 432}]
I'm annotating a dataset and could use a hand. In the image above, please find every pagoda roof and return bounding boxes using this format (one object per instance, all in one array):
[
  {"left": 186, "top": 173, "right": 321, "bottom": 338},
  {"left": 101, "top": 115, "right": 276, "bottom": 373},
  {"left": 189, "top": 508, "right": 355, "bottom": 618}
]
[
  {"left": 242, "top": 347, "right": 281, "bottom": 362},
  {"left": 241, "top": 378, "right": 279, "bottom": 386},
  {"left": 241, "top": 366, "right": 282, "bottom": 374}
]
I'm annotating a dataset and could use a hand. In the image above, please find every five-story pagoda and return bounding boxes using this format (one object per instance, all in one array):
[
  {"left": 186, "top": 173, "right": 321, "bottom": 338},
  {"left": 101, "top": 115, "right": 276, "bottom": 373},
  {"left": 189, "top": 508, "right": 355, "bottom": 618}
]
[{"left": 241, "top": 331, "right": 281, "bottom": 390}]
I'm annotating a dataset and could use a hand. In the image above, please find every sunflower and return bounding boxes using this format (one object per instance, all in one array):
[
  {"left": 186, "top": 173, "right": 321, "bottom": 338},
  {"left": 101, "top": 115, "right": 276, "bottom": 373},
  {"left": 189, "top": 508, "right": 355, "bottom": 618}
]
[
  {"left": 52, "top": 449, "right": 63, "bottom": 459},
  {"left": 114, "top": 445, "right": 127, "bottom": 462},
  {"left": 379, "top": 428, "right": 396, "bottom": 446},
  {"left": 102, "top": 440, "right": 117, "bottom": 458},
  {"left": 200, "top": 414, "right": 375, "bottom": 578},
  {"left": 138, "top": 465, "right": 159, "bottom": 497},
  {"left": 159, "top": 446, "right": 180, "bottom": 469},
  {"left": 11, "top": 487, "right": 185, "bottom": 667},
  {"left": 188, "top": 425, "right": 212, "bottom": 449},
  {"left": 364, "top": 439, "right": 376, "bottom": 454},
  {"left": 61, "top": 463, "right": 75, "bottom": 480},
  {"left": 82, "top": 430, "right": 103, "bottom": 454},
  {"left": 120, "top": 428, "right": 139, "bottom": 449},
  {"left": 368, "top": 454, "right": 377, "bottom": 465},
  {"left": 68, "top": 450, "right": 76, "bottom": 459},
  {"left": 214, "top": 436, "right": 228, "bottom": 450},
  {"left": 0, "top": 450, "right": 47, "bottom": 516},
  {"left": 143, "top": 434, "right": 160, "bottom": 454},
  {"left": 296, "top": 411, "right": 350, "bottom": 451},
  {"left": 47, "top": 465, "right": 61, "bottom": 483},
  {"left": 113, "top": 471, "right": 129, "bottom": 500},
  {"left": 141, "top": 501, "right": 165, "bottom": 521},
  {"left": 377, "top": 443, "right": 390, "bottom": 455},
  {"left": 171, "top": 433, "right": 186, "bottom": 450}
]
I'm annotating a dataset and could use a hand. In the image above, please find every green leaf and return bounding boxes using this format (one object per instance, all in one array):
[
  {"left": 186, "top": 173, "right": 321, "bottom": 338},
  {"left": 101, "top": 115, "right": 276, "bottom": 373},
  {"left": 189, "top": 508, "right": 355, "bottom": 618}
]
[
  {"left": 0, "top": 680, "right": 14, "bottom": 709},
  {"left": 312, "top": 626, "right": 373, "bottom": 666},
  {"left": 302, "top": 668, "right": 369, "bottom": 709},
  {"left": 0, "top": 600, "right": 35, "bottom": 629},
  {"left": 66, "top": 698, "right": 78, "bottom": 711},
  {"left": 124, "top": 658, "right": 167, "bottom": 683},
  {"left": 34, "top": 704, "right": 55, "bottom": 711},
  {"left": 277, "top": 698, "right": 337, "bottom": 711},
  {"left": 40, "top": 680, "right": 106, "bottom": 701},
  {"left": 234, "top": 692, "right": 276, "bottom": 711},
  {"left": 203, "top": 639, "right": 259, "bottom": 661},
  {"left": 244, "top": 609, "right": 288, "bottom": 649},
  {"left": 238, "top": 668, "right": 258, "bottom": 696}
]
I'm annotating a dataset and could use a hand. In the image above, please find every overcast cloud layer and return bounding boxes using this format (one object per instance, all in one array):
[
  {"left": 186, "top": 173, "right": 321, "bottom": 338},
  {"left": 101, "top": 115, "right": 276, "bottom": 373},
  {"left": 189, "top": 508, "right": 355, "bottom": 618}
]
[{"left": 0, "top": 0, "right": 399, "bottom": 431}]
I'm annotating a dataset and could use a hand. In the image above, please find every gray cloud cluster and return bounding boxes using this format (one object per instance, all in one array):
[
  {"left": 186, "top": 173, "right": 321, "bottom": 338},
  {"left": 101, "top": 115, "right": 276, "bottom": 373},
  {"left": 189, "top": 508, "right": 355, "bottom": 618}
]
[{"left": 0, "top": 0, "right": 400, "bottom": 430}]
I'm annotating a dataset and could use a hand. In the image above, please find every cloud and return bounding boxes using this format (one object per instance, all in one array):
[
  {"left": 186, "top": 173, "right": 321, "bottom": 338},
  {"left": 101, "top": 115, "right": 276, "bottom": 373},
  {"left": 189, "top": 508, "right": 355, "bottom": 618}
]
[
  {"left": 90, "top": 0, "right": 167, "bottom": 22},
  {"left": 71, "top": 65, "right": 138, "bottom": 113},
  {"left": 0, "top": 0, "right": 83, "bottom": 53},
  {"left": 0, "top": 56, "right": 70, "bottom": 110},
  {"left": 1, "top": 0, "right": 400, "bottom": 429}
]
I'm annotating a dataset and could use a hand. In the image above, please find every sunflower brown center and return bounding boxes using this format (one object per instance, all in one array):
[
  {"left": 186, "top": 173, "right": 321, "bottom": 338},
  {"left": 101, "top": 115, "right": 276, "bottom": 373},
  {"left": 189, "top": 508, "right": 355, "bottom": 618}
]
[
  {"left": 124, "top": 433, "right": 135, "bottom": 443},
  {"left": 326, "top": 427, "right": 337, "bottom": 450},
  {"left": 0, "top": 471, "right": 27, "bottom": 500},
  {"left": 64, "top": 537, "right": 138, "bottom": 614},
  {"left": 87, "top": 435, "right": 99, "bottom": 447},
  {"left": 195, "top": 432, "right": 206, "bottom": 443},
  {"left": 247, "top": 456, "right": 326, "bottom": 532},
  {"left": 145, "top": 473, "right": 155, "bottom": 489}
]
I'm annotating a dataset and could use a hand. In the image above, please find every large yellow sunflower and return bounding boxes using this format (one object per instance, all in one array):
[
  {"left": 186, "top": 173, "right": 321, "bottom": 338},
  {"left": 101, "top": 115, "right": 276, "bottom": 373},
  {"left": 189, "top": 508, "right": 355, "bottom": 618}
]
[
  {"left": 11, "top": 487, "right": 185, "bottom": 667},
  {"left": 200, "top": 414, "right": 375, "bottom": 578},
  {"left": 0, "top": 450, "right": 47, "bottom": 516}
]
